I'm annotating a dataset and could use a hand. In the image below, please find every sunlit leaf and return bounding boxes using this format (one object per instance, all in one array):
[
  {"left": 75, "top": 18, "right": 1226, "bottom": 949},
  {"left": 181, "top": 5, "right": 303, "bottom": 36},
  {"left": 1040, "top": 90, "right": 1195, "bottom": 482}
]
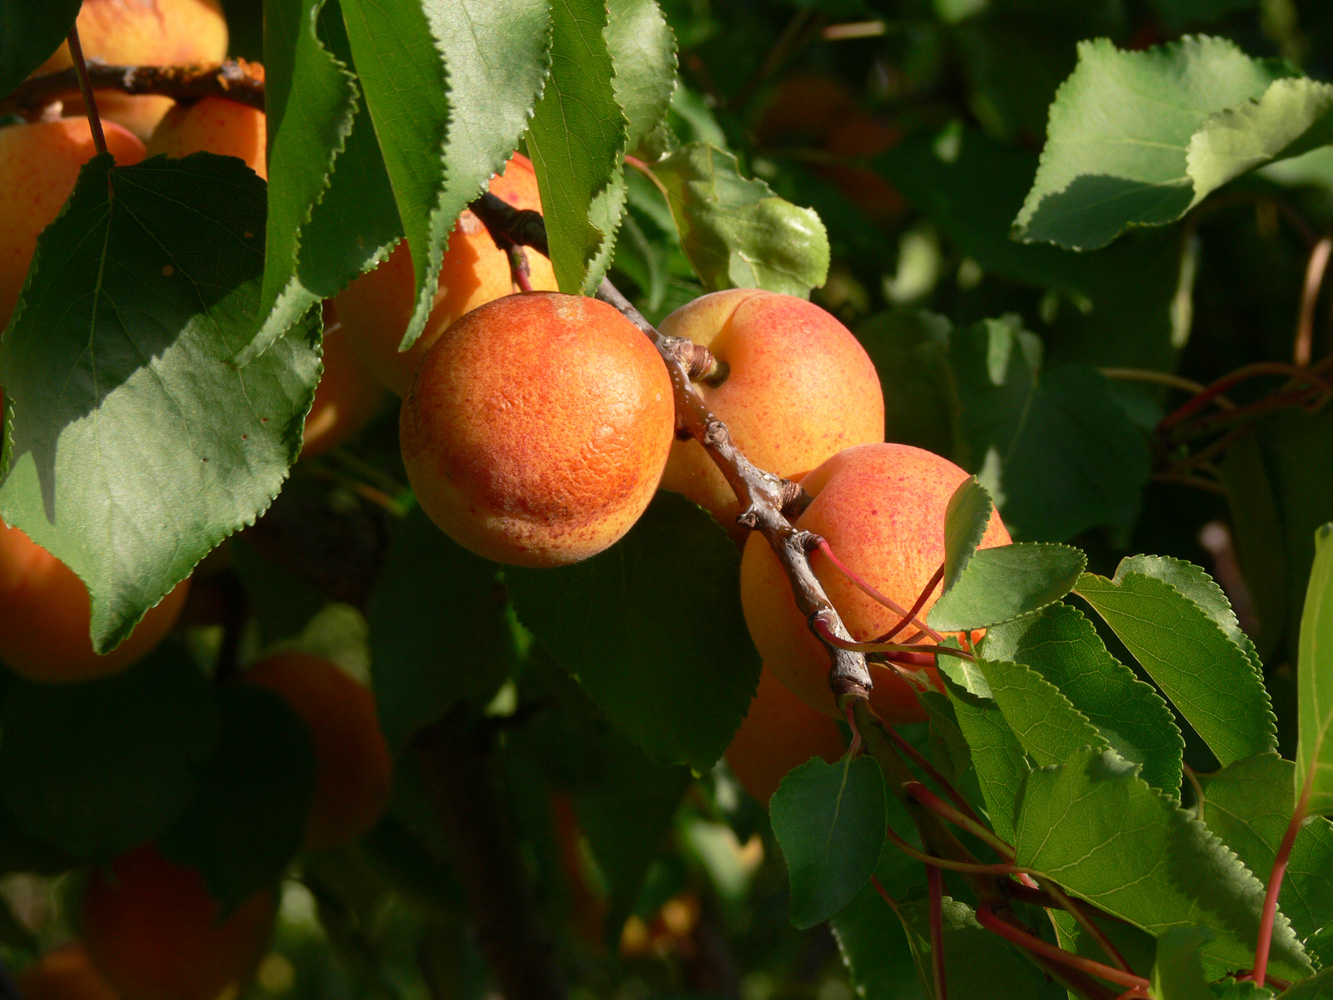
[{"left": 1296, "top": 524, "right": 1333, "bottom": 816}]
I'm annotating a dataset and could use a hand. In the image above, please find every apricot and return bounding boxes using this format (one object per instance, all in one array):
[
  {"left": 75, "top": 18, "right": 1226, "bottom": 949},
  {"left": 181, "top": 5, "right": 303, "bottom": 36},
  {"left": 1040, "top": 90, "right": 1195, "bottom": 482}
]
[
  {"left": 656, "top": 289, "right": 883, "bottom": 538},
  {"left": 82, "top": 843, "right": 275, "bottom": 1000},
  {"left": 36, "top": 0, "right": 229, "bottom": 141},
  {"left": 300, "top": 303, "right": 386, "bottom": 458},
  {"left": 739, "top": 443, "right": 1011, "bottom": 722},
  {"left": 0, "top": 118, "right": 145, "bottom": 330},
  {"left": 0, "top": 520, "right": 190, "bottom": 683},
  {"left": 241, "top": 651, "right": 393, "bottom": 850},
  {"left": 146, "top": 95, "right": 267, "bottom": 179},
  {"left": 333, "top": 153, "right": 560, "bottom": 396},
  {"left": 16, "top": 943, "right": 120, "bottom": 1000},
  {"left": 725, "top": 666, "right": 847, "bottom": 806},
  {"left": 400, "top": 292, "right": 674, "bottom": 567}
]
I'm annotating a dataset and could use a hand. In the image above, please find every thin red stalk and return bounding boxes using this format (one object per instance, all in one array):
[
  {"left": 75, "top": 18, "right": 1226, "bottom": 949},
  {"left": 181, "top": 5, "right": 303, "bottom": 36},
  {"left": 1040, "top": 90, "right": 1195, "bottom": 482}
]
[
  {"left": 1037, "top": 879, "right": 1132, "bottom": 973},
  {"left": 885, "top": 825, "right": 1027, "bottom": 876},
  {"left": 879, "top": 720, "right": 983, "bottom": 824},
  {"left": 905, "top": 782, "right": 1016, "bottom": 860},
  {"left": 817, "top": 539, "right": 945, "bottom": 643},
  {"left": 871, "top": 875, "right": 901, "bottom": 914},
  {"left": 1253, "top": 762, "right": 1315, "bottom": 987},
  {"left": 625, "top": 154, "right": 673, "bottom": 204},
  {"left": 813, "top": 618, "right": 975, "bottom": 661},
  {"left": 874, "top": 565, "right": 944, "bottom": 643},
  {"left": 1295, "top": 235, "right": 1333, "bottom": 366},
  {"left": 506, "top": 246, "right": 534, "bottom": 292},
  {"left": 1160, "top": 362, "right": 1333, "bottom": 433},
  {"left": 66, "top": 26, "right": 107, "bottom": 155},
  {"left": 927, "top": 864, "right": 948, "bottom": 1000},
  {"left": 975, "top": 904, "right": 1149, "bottom": 993}
]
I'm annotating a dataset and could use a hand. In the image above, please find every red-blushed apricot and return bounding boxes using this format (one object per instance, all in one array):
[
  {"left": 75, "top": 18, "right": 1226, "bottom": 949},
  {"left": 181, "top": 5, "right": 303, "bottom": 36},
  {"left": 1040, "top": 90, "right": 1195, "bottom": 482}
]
[
  {"left": 401, "top": 292, "right": 675, "bottom": 567},
  {"left": 725, "top": 666, "right": 847, "bottom": 806},
  {"left": 299, "top": 303, "right": 387, "bottom": 458},
  {"left": 0, "top": 118, "right": 145, "bottom": 330},
  {"left": 240, "top": 651, "right": 393, "bottom": 850},
  {"left": 16, "top": 943, "right": 120, "bottom": 1000},
  {"left": 81, "top": 844, "right": 275, "bottom": 1000},
  {"left": 657, "top": 289, "right": 883, "bottom": 538},
  {"left": 146, "top": 94, "right": 267, "bottom": 179},
  {"left": 36, "top": 0, "right": 230, "bottom": 140},
  {"left": 739, "top": 443, "right": 1011, "bottom": 722},
  {"left": 0, "top": 521, "right": 190, "bottom": 683},
  {"left": 333, "top": 153, "right": 560, "bottom": 396}
]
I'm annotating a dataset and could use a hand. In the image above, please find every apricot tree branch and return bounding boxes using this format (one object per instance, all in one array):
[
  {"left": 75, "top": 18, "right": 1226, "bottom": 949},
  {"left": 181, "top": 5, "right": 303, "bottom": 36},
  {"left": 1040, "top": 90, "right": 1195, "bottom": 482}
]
[{"left": 0, "top": 60, "right": 266, "bottom": 117}]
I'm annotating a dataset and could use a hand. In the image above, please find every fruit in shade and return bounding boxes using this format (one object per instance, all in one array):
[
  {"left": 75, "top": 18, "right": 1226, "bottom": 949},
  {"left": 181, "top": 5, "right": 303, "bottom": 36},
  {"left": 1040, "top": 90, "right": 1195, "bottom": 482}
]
[
  {"left": 16, "top": 944, "right": 119, "bottom": 1000},
  {"left": 0, "top": 520, "right": 190, "bottom": 683},
  {"left": 146, "top": 93, "right": 267, "bottom": 179},
  {"left": 81, "top": 843, "right": 275, "bottom": 1000},
  {"left": 725, "top": 666, "right": 847, "bottom": 805},
  {"left": 0, "top": 119, "right": 145, "bottom": 330},
  {"left": 241, "top": 651, "right": 393, "bottom": 849},
  {"left": 739, "top": 443, "right": 1011, "bottom": 721},
  {"left": 400, "top": 292, "right": 674, "bottom": 567},
  {"left": 300, "top": 302, "right": 386, "bottom": 458},
  {"left": 656, "top": 289, "right": 884, "bottom": 539},
  {"left": 35, "top": 0, "right": 230, "bottom": 140},
  {"left": 334, "top": 153, "right": 560, "bottom": 396}
]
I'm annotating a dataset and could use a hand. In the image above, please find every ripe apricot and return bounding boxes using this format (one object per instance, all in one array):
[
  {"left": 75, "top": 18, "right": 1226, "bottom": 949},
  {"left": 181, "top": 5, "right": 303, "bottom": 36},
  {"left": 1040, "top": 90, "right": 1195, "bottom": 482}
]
[
  {"left": 400, "top": 292, "right": 674, "bottom": 567},
  {"left": 0, "top": 520, "right": 190, "bottom": 683},
  {"left": 300, "top": 303, "right": 386, "bottom": 458},
  {"left": 333, "top": 153, "right": 560, "bottom": 396},
  {"left": 241, "top": 651, "right": 393, "bottom": 850},
  {"left": 16, "top": 943, "right": 119, "bottom": 1000},
  {"left": 739, "top": 443, "right": 1011, "bottom": 722},
  {"left": 0, "top": 118, "right": 145, "bottom": 330},
  {"left": 657, "top": 289, "right": 883, "bottom": 538},
  {"left": 36, "top": 0, "right": 229, "bottom": 140},
  {"left": 81, "top": 843, "right": 275, "bottom": 1000},
  {"left": 725, "top": 666, "right": 847, "bottom": 806},
  {"left": 146, "top": 95, "right": 267, "bottom": 179}
]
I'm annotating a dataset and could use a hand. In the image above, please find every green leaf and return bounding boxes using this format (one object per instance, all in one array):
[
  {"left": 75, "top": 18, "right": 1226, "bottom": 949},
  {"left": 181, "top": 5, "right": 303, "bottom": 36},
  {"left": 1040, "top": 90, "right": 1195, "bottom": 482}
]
[
  {"left": 526, "top": 0, "right": 629, "bottom": 295},
  {"left": 1218, "top": 433, "right": 1289, "bottom": 660},
  {"left": 0, "top": 652, "right": 219, "bottom": 860},
  {"left": 606, "top": 0, "right": 677, "bottom": 156},
  {"left": 0, "top": 2, "right": 80, "bottom": 96},
  {"left": 1199, "top": 753, "right": 1333, "bottom": 942},
  {"left": 893, "top": 895, "right": 1047, "bottom": 1000},
  {"left": 1156, "top": 0, "right": 1258, "bottom": 31},
  {"left": 369, "top": 507, "right": 518, "bottom": 755},
  {"left": 830, "top": 843, "right": 926, "bottom": 1000},
  {"left": 1280, "top": 967, "right": 1333, "bottom": 999},
  {"left": 928, "top": 543, "right": 1087, "bottom": 632},
  {"left": 1297, "top": 524, "right": 1333, "bottom": 816},
  {"left": 0, "top": 156, "right": 320, "bottom": 651},
  {"left": 1075, "top": 561, "right": 1277, "bottom": 767},
  {"left": 948, "top": 316, "right": 1151, "bottom": 541},
  {"left": 981, "top": 603, "right": 1184, "bottom": 796},
  {"left": 770, "top": 755, "right": 886, "bottom": 930},
  {"left": 1013, "top": 748, "right": 1311, "bottom": 980},
  {"left": 934, "top": 675, "right": 1028, "bottom": 843},
  {"left": 940, "top": 477, "right": 993, "bottom": 594},
  {"left": 855, "top": 310, "right": 962, "bottom": 461},
  {"left": 654, "top": 143, "right": 830, "bottom": 297},
  {"left": 1014, "top": 37, "right": 1295, "bottom": 250},
  {"left": 159, "top": 684, "right": 315, "bottom": 907},
  {"left": 1152, "top": 926, "right": 1215, "bottom": 1000},
  {"left": 507, "top": 493, "right": 760, "bottom": 771},
  {"left": 976, "top": 657, "right": 1112, "bottom": 765},
  {"left": 340, "top": 0, "right": 451, "bottom": 349}
]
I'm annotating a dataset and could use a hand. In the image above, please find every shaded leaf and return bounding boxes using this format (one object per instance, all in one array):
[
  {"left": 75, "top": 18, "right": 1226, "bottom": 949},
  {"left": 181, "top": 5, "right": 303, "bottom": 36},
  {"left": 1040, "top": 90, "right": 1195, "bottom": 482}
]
[
  {"left": 935, "top": 672, "right": 1028, "bottom": 843},
  {"left": 855, "top": 309, "right": 962, "bottom": 461},
  {"left": 1297, "top": 524, "right": 1333, "bottom": 816},
  {"left": 1152, "top": 926, "right": 1215, "bottom": 1000},
  {"left": 0, "top": 2, "right": 80, "bottom": 96},
  {"left": 928, "top": 542, "right": 1086, "bottom": 632},
  {"left": 893, "top": 894, "right": 1046, "bottom": 1000},
  {"left": 1218, "top": 433, "right": 1289, "bottom": 659},
  {"left": 1281, "top": 967, "right": 1333, "bottom": 999},
  {"left": 829, "top": 841, "right": 926, "bottom": 1000}
]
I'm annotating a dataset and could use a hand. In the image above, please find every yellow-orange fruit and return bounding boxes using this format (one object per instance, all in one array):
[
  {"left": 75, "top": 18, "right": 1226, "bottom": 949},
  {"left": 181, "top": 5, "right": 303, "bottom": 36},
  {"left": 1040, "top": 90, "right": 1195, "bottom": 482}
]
[
  {"left": 401, "top": 292, "right": 674, "bottom": 567},
  {"left": 725, "top": 666, "right": 847, "bottom": 806},
  {"left": 740, "top": 444, "right": 1010, "bottom": 721},
  {"left": 16, "top": 944, "right": 120, "bottom": 1000},
  {"left": 146, "top": 95, "right": 267, "bottom": 179},
  {"left": 334, "top": 153, "right": 560, "bottom": 396},
  {"left": 241, "top": 651, "right": 393, "bottom": 850},
  {"left": 300, "top": 303, "right": 386, "bottom": 458},
  {"left": 0, "top": 521, "right": 190, "bottom": 683},
  {"left": 82, "top": 844, "right": 275, "bottom": 1000},
  {"left": 0, "top": 118, "right": 145, "bottom": 330},
  {"left": 37, "top": 0, "right": 229, "bottom": 140},
  {"left": 657, "top": 289, "right": 883, "bottom": 538}
]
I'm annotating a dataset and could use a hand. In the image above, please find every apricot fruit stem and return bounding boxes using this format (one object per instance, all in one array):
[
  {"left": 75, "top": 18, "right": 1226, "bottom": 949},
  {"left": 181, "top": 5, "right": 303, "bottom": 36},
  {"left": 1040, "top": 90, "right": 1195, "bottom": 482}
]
[
  {"left": 877, "top": 718, "right": 984, "bottom": 826},
  {"left": 927, "top": 862, "right": 948, "bottom": 1000},
  {"left": 884, "top": 825, "right": 1027, "bottom": 877},
  {"left": 816, "top": 539, "right": 946, "bottom": 644},
  {"left": 975, "top": 903, "right": 1149, "bottom": 994},
  {"left": 66, "top": 27, "right": 107, "bottom": 155},
  {"left": 873, "top": 565, "right": 944, "bottom": 644},
  {"left": 1251, "top": 759, "right": 1314, "bottom": 988},
  {"left": 506, "top": 245, "right": 534, "bottom": 292},
  {"left": 1, "top": 61, "right": 266, "bottom": 119}
]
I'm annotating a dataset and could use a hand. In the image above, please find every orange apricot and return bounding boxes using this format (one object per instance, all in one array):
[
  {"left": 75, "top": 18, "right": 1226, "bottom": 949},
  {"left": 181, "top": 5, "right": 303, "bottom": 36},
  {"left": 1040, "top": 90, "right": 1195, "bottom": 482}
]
[
  {"left": 240, "top": 651, "right": 393, "bottom": 850},
  {"left": 725, "top": 666, "right": 847, "bottom": 806},
  {"left": 0, "top": 520, "right": 190, "bottom": 683},
  {"left": 146, "top": 95, "right": 267, "bottom": 179},
  {"left": 36, "top": 0, "right": 229, "bottom": 140},
  {"left": 333, "top": 153, "right": 560, "bottom": 396},
  {"left": 739, "top": 443, "right": 1011, "bottom": 722},
  {"left": 400, "top": 292, "right": 674, "bottom": 567},
  {"left": 299, "top": 303, "right": 386, "bottom": 458},
  {"left": 657, "top": 289, "right": 883, "bottom": 538},
  {"left": 0, "top": 118, "right": 145, "bottom": 330},
  {"left": 81, "top": 843, "right": 275, "bottom": 1000},
  {"left": 16, "top": 943, "right": 120, "bottom": 1000}
]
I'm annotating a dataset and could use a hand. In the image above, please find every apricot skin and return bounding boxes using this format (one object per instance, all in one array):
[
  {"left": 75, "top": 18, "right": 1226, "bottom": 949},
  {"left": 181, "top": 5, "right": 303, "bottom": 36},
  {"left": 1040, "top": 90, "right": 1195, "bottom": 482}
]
[
  {"left": 16, "top": 944, "right": 120, "bottom": 1000},
  {"left": 37, "top": 0, "right": 229, "bottom": 140},
  {"left": 300, "top": 304, "right": 386, "bottom": 458},
  {"left": 400, "top": 292, "right": 675, "bottom": 567},
  {"left": 0, "top": 521, "right": 190, "bottom": 683},
  {"left": 657, "top": 289, "right": 884, "bottom": 538},
  {"left": 0, "top": 119, "right": 145, "bottom": 330},
  {"left": 146, "top": 95, "right": 267, "bottom": 179},
  {"left": 82, "top": 844, "right": 275, "bottom": 1000},
  {"left": 241, "top": 651, "right": 393, "bottom": 850},
  {"left": 725, "top": 666, "right": 847, "bottom": 806},
  {"left": 334, "top": 153, "right": 560, "bottom": 396},
  {"left": 740, "top": 443, "right": 1011, "bottom": 722}
]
